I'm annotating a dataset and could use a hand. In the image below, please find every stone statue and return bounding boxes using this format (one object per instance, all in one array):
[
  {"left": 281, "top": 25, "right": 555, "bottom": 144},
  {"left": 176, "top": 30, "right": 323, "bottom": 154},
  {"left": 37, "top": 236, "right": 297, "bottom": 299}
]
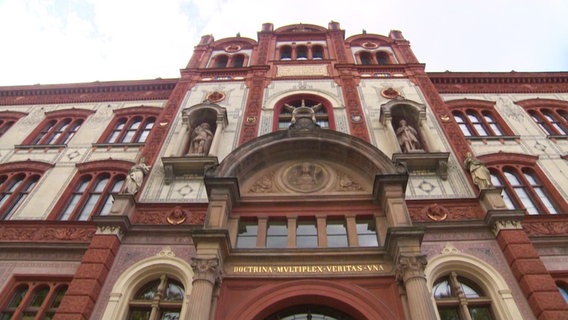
[
  {"left": 396, "top": 119, "right": 420, "bottom": 153},
  {"left": 464, "top": 152, "right": 493, "bottom": 190},
  {"left": 188, "top": 122, "right": 213, "bottom": 155},
  {"left": 123, "top": 158, "right": 151, "bottom": 194}
]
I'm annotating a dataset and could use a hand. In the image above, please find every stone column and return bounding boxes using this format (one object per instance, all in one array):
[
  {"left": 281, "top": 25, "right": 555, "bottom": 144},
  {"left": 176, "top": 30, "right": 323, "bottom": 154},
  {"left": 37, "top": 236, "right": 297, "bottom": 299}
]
[
  {"left": 187, "top": 258, "right": 220, "bottom": 320},
  {"left": 208, "top": 120, "right": 224, "bottom": 157},
  {"left": 396, "top": 255, "right": 438, "bottom": 320},
  {"left": 418, "top": 118, "right": 442, "bottom": 152}
]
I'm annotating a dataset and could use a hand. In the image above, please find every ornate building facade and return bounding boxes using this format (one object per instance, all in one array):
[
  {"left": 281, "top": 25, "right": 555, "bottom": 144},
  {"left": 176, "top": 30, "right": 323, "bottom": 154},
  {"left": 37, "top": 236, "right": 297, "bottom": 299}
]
[{"left": 0, "top": 21, "right": 567, "bottom": 320}]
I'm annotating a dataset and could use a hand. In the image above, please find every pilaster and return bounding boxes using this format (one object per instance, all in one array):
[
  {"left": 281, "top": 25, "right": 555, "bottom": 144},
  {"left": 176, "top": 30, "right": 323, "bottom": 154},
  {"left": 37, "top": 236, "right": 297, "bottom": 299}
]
[
  {"left": 486, "top": 210, "right": 568, "bottom": 319},
  {"left": 396, "top": 255, "right": 438, "bottom": 320},
  {"left": 187, "top": 257, "right": 221, "bottom": 320}
]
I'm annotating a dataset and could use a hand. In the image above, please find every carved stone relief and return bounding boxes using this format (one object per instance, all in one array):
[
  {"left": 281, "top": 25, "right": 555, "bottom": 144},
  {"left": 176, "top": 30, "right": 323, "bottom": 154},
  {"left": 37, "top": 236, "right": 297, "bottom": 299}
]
[{"left": 245, "top": 160, "right": 368, "bottom": 195}]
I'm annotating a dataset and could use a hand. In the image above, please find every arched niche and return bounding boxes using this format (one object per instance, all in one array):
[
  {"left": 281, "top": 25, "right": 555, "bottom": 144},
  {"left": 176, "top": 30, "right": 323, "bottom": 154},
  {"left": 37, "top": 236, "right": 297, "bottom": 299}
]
[
  {"left": 380, "top": 97, "right": 449, "bottom": 180},
  {"left": 161, "top": 101, "right": 228, "bottom": 184}
]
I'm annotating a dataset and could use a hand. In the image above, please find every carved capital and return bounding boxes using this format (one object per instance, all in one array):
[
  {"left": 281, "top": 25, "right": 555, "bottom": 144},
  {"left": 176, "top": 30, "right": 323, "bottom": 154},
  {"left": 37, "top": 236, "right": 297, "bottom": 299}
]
[
  {"left": 191, "top": 258, "right": 220, "bottom": 285},
  {"left": 396, "top": 254, "right": 428, "bottom": 283},
  {"left": 95, "top": 225, "right": 124, "bottom": 240},
  {"left": 491, "top": 220, "right": 522, "bottom": 236}
]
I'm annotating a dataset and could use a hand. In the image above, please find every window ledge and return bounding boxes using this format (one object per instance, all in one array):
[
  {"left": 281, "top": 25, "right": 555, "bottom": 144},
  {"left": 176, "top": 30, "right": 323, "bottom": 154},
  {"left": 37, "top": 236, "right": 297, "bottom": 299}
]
[
  {"left": 92, "top": 142, "right": 145, "bottom": 148},
  {"left": 15, "top": 144, "right": 67, "bottom": 149},
  {"left": 547, "top": 135, "right": 568, "bottom": 140},
  {"left": 467, "top": 135, "right": 520, "bottom": 141}
]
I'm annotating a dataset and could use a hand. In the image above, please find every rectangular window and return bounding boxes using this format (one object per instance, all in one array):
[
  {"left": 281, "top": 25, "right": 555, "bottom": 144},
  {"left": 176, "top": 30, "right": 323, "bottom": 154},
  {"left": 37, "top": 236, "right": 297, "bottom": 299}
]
[
  {"left": 236, "top": 220, "right": 258, "bottom": 248},
  {"left": 326, "top": 218, "right": 348, "bottom": 247},
  {"left": 266, "top": 220, "right": 288, "bottom": 248},
  {"left": 356, "top": 217, "right": 378, "bottom": 247},
  {"left": 296, "top": 219, "right": 318, "bottom": 248}
]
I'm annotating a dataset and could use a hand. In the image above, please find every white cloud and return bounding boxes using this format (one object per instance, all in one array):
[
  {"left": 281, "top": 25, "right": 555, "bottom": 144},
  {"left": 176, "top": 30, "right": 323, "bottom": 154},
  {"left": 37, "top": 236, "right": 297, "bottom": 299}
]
[{"left": 0, "top": 0, "right": 567, "bottom": 86}]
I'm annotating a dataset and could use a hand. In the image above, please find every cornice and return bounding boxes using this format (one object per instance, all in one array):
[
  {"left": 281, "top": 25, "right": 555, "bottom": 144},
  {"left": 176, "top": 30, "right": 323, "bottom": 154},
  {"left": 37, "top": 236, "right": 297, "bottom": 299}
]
[
  {"left": 428, "top": 71, "right": 568, "bottom": 94},
  {"left": 0, "top": 78, "right": 178, "bottom": 105}
]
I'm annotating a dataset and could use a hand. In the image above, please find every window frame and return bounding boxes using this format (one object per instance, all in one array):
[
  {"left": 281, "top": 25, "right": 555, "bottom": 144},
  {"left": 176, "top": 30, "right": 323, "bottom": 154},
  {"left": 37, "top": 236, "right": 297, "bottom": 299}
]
[
  {"left": 48, "top": 160, "right": 131, "bottom": 221},
  {"left": 127, "top": 275, "right": 185, "bottom": 320},
  {"left": 0, "top": 111, "right": 26, "bottom": 138},
  {"left": 433, "top": 272, "right": 494, "bottom": 320},
  {"left": 446, "top": 99, "right": 516, "bottom": 140},
  {"left": 517, "top": 99, "right": 568, "bottom": 138},
  {"left": 0, "top": 161, "right": 52, "bottom": 220},
  {"left": 21, "top": 109, "right": 93, "bottom": 147},
  {"left": 96, "top": 106, "right": 160, "bottom": 146},
  {"left": 236, "top": 218, "right": 258, "bottom": 248},
  {"left": 272, "top": 94, "right": 335, "bottom": 131},
  {"left": 0, "top": 276, "right": 70, "bottom": 320},
  {"left": 480, "top": 153, "right": 567, "bottom": 215}
]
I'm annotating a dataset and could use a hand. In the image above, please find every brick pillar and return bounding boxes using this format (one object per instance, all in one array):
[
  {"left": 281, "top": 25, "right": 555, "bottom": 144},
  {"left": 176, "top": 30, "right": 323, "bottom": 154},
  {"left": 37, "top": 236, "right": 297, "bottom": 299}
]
[
  {"left": 54, "top": 228, "right": 121, "bottom": 320},
  {"left": 490, "top": 212, "right": 568, "bottom": 320}
]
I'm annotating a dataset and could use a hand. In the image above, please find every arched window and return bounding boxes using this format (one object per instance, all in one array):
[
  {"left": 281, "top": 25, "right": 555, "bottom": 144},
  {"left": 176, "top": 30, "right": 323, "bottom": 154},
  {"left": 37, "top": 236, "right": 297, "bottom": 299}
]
[
  {"left": 447, "top": 100, "right": 513, "bottom": 138},
  {"left": 376, "top": 51, "right": 390, "bottom": 65},
  {"left": 231, "top": 54, "right": 245, "bottom": 67},
  {"left": 50, "top": 160, "right": 130, "bottom": 221},
  {"left": 0, "top": 280, "right": 68, "bottom": 319},
  {"left": 296, "top": 45, "right": 308, "bottom": 60},
  {"left": 23, "top": 109, "right": 93, "bottom": 146},
  {"left": 214, "top": 55, "right": 229, "bottom": 68},
  {"left": 517, "top": 99, "right": 568, "bottom": 137},
  {"left": 57, "top": 172, "right": 125, "bottom": 221},
  {"left": 360, "top": 51, "right": 373, "bottom": 65},
  {"left": 0, "top": 111, "right": 26, "bottom": 138},
  {"left": 0, "top": 173, "right": 40, "bottom": 220},
  {"left": 490, "top": 167, "right": 559, "bottom": 215},
  {"left": 275, "top": 97, "right": 333, "bottom": 130},
  {"left": 99, "top": 107, "right": 160, "bottom": 145},
  {"left": 280, "top": 45, "right": 292, "bottom": 60},
  {"left": 312, "top": 45, "right": 324, "bottom": 60},
  {"left": 433, "top": 272, "right": 494, "bottom": 320},
  {"left": 528, "top": 109, "right": 568, "bottom": 136},
  {"left": 127, "top": 275, "right": 184, "bottom": 320}
]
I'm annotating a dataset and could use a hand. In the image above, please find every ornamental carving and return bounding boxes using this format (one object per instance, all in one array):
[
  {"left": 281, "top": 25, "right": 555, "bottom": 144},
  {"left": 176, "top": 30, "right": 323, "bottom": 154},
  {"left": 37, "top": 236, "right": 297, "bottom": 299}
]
[
  {"left": 191, "top": 258, "right": 220, "bottom": 284},
  {"left": 133, "top": 209, "right": 205, "bottom": 225},
  {"left": 167, "top": 206, "right": 187, "bottom": 225},
  {"left": 422, "top": 204, "right": 449, "bottom": 222},
  {"left": 396, "top": 255, "right": 428, "bottom": 283},
  {"left": 0, "top": 226, "right": 95, "bottom": 242},
  {"left": 523, "top": 222, "right": 568, "bottom": 236},
  {"left": 246, "top": 161, "right": 367, "bottom": 195},
  {"left": 408, "top": 203, "right": 479, "bottom": 222}
]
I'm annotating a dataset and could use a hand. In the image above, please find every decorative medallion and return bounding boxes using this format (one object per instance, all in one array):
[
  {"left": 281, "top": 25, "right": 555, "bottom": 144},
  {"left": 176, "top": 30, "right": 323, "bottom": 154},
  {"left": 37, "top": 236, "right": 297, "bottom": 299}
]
[
  {"left": 380, "top": 88, "right": 400, "bottom": 99},
  {"left": 282, "top": 162, "right": 329, "bottom": 193},
  {"left": 224, "top": 44, "right": 241, "bottom": 52},
  {"left": 351, "top": 114, "right": 362, "bottom": 122},
  {"left": 422, "top": 204, "right": 449, "bottom": 221},
  {"left": 362, "top": 41, "right": 378, "bottom": 49},
  {"left": 440, "top": 114, "right": 450, "bottom": 122},
  {"left": 207, "top": 91, "right": 225, "bottom": 103},
  {"left": 246, "top": 116, "right": 257, "bottom": 123},
  {"left": 167, "top": 206, "right": 187, "bottom": 225}
]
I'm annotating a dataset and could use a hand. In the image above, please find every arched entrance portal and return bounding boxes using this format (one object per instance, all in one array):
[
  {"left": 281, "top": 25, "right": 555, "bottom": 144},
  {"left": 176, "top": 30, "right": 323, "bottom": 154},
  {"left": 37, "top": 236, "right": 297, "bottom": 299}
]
[
  {"left": 265, "top": 304, "right": 353, "bottom": 320},
  {"left": 222, "top": 279, "right": 401, "bottom": 320}
]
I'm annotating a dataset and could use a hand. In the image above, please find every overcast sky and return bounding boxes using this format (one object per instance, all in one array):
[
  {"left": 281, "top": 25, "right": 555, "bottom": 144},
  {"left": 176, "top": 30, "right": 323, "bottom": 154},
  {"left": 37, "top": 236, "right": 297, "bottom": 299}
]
[{"left": 1, "top": 0, "right": 567, "bottom": 86}]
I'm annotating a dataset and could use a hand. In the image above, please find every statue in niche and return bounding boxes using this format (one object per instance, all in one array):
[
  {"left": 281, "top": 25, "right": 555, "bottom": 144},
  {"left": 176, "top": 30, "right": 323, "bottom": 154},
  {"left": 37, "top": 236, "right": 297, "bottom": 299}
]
[
  {"left": 396, "top": 119, "right": 421, "bottom": 153},
  {"left": 464, "top": 152, "right": 493, "bottom": 190},
  {"left": 123, "top": 158, "right": 151, "bottom": 195},
  {"left": 188, "top": 122, "right": 213, "bottom": 155}
]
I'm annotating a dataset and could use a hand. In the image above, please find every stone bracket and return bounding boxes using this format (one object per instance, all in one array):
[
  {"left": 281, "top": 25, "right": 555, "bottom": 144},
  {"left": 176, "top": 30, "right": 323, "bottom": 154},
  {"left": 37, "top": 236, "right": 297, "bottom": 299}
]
[
  {"left": 392, "top": 152, "right": 450, "bottom": 180},
  {"left": 161, "top": 156, "right": 218, "bottom": 184}
]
